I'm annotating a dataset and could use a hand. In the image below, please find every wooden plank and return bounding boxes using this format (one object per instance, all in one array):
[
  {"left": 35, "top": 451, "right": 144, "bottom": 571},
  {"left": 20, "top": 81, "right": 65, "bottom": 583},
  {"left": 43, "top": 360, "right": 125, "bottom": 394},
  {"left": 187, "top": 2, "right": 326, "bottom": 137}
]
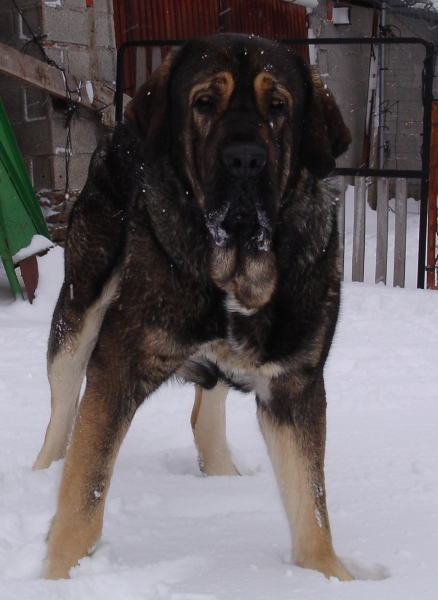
[
  {"left": 0, "top": 41, "right": 89, "bottom": 107},
  {"left": 0, "top": 41, "right": 130, "bottom": 128},
  {"left": 393, "top": 178, "right": 407, "bottom": 288},
  {"left": 427, "top": 100, "right": 438, "bottom": 289},
  {"left": 352, "top": 176, "right": 366, "bottom": 282},
  {"left": 337, "top": 176, "right": 346, "bottom": 281},
  {"left": 135, "top": 47, "right": 147, "bottom": 91},
  {"left": 151, "top": 46, "right": 162, "bottom": 73},
  {"left": 375, "top": 177, "right": 388, "bottom": 284},
  {"left": 19, "top": 254, "right": 38, "bottom": 304}
]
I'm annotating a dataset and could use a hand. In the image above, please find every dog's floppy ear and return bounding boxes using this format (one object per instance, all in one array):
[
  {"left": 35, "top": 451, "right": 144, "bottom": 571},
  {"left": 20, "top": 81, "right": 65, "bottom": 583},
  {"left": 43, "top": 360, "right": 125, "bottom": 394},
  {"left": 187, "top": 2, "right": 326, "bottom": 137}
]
[
  {"left": 124, "top": 50, "right": 178, "bottom": 148},
  {"left": 301, "top": 68, "right": 351, "bottom": 179}
]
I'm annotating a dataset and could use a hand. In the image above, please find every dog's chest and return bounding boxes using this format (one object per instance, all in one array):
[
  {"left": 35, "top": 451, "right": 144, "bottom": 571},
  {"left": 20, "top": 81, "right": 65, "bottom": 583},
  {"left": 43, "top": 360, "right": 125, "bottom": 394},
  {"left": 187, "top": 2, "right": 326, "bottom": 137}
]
[{"left": 193, "top": 305, "right": 282, "bottom": 402}]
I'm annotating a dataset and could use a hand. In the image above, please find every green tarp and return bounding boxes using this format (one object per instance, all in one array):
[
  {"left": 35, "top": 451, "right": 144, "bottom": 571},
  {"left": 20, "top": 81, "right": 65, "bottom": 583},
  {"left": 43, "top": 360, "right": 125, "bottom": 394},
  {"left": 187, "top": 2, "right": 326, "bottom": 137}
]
[{"left": 0, "top": 97, "right": 52, "bottom": 298}]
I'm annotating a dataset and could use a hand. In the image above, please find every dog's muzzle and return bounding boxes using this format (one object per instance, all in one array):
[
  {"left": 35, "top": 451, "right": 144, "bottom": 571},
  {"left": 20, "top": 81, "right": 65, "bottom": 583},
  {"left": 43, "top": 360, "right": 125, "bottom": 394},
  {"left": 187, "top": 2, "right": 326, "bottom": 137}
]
[{"left": 206, "top": 141, "right": 272, "bottom": 251}]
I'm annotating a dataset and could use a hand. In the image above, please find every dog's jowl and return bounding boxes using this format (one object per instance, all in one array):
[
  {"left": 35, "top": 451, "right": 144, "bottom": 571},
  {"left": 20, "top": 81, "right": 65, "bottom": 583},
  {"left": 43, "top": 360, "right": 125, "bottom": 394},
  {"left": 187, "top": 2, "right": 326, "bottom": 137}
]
[{"left": 33, "top": 34, "right": 353, "bottom": 581}]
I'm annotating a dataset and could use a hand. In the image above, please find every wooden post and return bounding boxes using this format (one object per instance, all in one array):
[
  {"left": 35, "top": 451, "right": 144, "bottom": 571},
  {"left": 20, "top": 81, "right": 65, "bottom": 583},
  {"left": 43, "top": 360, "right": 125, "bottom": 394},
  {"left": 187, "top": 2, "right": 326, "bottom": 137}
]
[
  {"left": 0, "top": 41, "right": 87, "bottom": 106},
  {"left": 352, "top": 176, "right": 366, "bottom": 282},
  {"left": 19, "top": 255, "right": 39, "bottom": 303},
  {"left": 375, "top": 177, "right": 388, "bottom": 284},
  {"left": 151, "top": 46, "right": 162, "bottom": 73},
  {"left": 135, "top": 47, "right": 147, "bottom": 91},
  {"left": 337, "top": 177, "right": 346, "bottom": 281},
  {"left": 427, "top": 100, "right": 438, "bottom": 289},
  {"left": 0, "top": 41, "right": 131, "bottom": 128},
  {"left": 393, "top": 178, "right": 407, "bottom": 288}
]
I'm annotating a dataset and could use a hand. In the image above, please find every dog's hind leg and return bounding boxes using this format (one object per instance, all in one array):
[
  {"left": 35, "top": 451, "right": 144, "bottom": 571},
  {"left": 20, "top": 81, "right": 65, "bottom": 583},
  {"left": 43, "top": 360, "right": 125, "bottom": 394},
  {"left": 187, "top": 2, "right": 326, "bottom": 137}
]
[
  {"left": 257, "top": 375, "right": 352, "bottom": 581},
  {"left": 191, "top": 382, "right": 240, "bottom": 476},
  {"left": 33, "top": 275, "right": 120, "bottom": 470}
]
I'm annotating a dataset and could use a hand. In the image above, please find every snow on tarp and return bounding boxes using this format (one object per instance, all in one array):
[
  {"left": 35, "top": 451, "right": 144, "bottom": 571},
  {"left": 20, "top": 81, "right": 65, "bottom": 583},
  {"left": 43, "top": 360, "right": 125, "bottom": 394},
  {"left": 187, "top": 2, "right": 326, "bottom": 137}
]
[{"left": 11, "top": 235, "right": 54, "bottom": 264}]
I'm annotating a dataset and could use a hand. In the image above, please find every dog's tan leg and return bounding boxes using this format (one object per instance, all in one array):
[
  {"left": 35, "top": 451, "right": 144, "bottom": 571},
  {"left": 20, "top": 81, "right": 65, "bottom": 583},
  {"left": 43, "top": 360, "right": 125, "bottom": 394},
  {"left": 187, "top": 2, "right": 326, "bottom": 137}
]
[
  {"left": 32, "top": 349, "right": 85, "bottom": 470},
  {"left": 258, "top": 407, "right": 352, "bottom": 581},
  {"left": 191, "top": 383, "right": 239, "bottom": 476},
  {"left": 43, "top": 372, "right": 135, "bottom": 579},
  {"left": 33, "top": 276, "right": 120, "bottom": 470}
]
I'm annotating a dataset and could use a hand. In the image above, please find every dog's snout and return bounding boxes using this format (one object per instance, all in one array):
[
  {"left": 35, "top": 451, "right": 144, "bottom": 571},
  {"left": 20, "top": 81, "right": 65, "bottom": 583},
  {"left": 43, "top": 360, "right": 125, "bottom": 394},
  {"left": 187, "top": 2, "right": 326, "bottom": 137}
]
[{"left": 222, "top": 142, "right": 267, "bottom": 179}]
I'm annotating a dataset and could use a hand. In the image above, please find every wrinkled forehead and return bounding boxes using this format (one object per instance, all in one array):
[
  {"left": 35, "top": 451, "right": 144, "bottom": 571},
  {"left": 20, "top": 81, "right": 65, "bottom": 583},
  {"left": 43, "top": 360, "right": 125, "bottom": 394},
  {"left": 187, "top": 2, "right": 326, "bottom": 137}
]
[{"left": 171, "top": 35, "right": 310, "bottom": 101}]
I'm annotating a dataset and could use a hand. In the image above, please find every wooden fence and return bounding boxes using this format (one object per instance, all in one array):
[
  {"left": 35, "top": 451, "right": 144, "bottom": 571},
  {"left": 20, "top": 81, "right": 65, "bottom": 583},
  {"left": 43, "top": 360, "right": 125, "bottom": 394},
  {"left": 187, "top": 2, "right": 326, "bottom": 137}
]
[
  {"left": 338, "top": 101, "right": 438, "bottom": 289},
  {"left": 338, "top": 176, "right": 412, "bottom": 288}
]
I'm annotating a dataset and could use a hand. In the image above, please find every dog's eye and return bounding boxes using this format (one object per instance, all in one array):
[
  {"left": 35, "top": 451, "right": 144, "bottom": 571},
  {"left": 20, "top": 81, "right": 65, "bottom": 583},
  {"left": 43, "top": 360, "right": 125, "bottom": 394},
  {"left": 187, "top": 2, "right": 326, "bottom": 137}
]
[
  {"left": 270, "top": 98, "right": 285, "bottom": 113},
  {"left": 194, "top": 95, "right": 215, "bottom": 112}
]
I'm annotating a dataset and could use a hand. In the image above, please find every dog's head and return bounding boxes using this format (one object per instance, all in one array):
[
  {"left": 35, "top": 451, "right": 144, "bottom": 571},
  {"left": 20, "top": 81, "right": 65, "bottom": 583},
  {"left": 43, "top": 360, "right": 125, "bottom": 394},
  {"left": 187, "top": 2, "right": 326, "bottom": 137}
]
[{"left": 125, "top": 34, "right": 350, "bottom": 312}]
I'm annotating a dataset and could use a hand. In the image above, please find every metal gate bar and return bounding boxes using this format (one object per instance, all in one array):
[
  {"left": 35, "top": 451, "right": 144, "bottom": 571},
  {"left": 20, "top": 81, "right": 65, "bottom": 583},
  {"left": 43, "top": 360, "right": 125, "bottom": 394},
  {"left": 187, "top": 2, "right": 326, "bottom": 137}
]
[{"left": 427, "top": 100, "right": 438, "bottom": 289}]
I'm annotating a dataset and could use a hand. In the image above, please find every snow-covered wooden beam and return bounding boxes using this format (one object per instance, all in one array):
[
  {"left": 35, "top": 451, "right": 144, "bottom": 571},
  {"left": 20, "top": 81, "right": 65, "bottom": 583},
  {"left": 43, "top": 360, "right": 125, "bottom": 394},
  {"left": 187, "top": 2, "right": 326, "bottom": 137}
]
[{"left": 0, "top": 42, "right": 130, "bottom": 128}]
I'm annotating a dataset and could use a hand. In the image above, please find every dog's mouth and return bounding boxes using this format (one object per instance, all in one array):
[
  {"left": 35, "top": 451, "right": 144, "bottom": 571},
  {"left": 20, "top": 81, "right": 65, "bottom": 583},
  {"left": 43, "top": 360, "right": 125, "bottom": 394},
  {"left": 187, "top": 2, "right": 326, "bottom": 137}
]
[
  {"left": 206, "top": 198, "right": 273, "bottom": 253},
  {"left": 205, "top": 195, "right": 277, "bottom": 312}
]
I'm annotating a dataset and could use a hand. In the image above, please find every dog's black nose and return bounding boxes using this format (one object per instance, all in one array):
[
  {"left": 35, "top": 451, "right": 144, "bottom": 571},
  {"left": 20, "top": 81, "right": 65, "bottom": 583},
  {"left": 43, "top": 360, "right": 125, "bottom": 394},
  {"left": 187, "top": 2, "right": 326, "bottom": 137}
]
[{"left": 222, "top": 142, "right": 267, "bottom": 179}]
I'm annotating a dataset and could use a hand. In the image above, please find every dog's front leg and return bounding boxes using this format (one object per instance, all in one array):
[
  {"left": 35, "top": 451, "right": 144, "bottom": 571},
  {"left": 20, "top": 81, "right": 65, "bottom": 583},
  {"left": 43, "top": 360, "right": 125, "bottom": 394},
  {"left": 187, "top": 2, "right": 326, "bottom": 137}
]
[
  {"left": 257, "top": 374, "right": 352, "bottom": 581},
  {"left": 43, "top": 363, "right": 138, "bottom": 580},
  {"left": 34, "top": 271, "right": 121, "bottom": 470}
]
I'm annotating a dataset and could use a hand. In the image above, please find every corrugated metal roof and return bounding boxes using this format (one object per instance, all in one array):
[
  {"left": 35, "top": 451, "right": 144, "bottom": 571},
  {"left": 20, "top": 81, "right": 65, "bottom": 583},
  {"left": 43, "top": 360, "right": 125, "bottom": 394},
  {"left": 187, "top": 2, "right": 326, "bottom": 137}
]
[
  {"left": 114, "top": 0, "right": 219, "bottom": 41},
  {"left": 113, "top": 0, "right": 309, "bottom": 95},
  {"left": 224, "top": 0, "right": 308, "bottom": 45}
]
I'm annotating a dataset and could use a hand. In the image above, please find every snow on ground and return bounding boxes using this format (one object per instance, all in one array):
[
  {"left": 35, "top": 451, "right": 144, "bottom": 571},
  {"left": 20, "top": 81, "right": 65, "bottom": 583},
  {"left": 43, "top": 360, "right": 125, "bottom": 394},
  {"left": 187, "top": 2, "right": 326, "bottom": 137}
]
[{"left": 0, "top": 192, "right": 437, "bottom": 599}]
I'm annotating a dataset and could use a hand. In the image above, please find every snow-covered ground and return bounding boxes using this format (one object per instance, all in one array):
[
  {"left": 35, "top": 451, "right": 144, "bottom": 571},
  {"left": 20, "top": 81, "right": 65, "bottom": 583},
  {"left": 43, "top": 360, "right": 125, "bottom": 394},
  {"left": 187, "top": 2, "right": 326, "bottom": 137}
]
[{"left": 0, "top": 190, "right": 437, "bottom": 599}]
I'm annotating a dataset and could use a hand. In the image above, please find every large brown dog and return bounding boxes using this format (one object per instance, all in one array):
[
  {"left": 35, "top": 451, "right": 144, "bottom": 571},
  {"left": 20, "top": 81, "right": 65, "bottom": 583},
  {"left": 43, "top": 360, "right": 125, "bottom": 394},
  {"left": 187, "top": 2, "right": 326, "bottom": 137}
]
[{"left": 34, "top": 34, "right": 352, "bottom": 581}]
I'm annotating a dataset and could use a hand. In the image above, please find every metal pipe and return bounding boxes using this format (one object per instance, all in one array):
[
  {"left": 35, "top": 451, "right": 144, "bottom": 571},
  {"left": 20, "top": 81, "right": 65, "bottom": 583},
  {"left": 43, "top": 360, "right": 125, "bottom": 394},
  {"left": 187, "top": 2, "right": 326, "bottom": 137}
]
[
  {"left": 417, "top": 47, "right": 435, "bottom": 289},
  {"left": 378, "top": 0, "right": 387, "bottom": 169}
]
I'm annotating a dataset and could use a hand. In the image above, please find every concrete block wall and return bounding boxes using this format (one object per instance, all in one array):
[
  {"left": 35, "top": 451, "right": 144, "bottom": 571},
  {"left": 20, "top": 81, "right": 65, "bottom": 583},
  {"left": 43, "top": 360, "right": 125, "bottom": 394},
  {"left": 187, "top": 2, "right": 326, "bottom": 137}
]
[
  {"left": 384, "top": 43, "right": 424, "bottom": 173},
  {"left": 308, "top": 4, "right": 433, "bottom": 194},
  {"left": 309, "top": 5, "right": 375, "bottom": 169},
  {"left": 0, "top": 1, "right": 50, "bottom": 187},
  {"left": 0, "top": 0, "right": 116, "bottom": 243}
]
